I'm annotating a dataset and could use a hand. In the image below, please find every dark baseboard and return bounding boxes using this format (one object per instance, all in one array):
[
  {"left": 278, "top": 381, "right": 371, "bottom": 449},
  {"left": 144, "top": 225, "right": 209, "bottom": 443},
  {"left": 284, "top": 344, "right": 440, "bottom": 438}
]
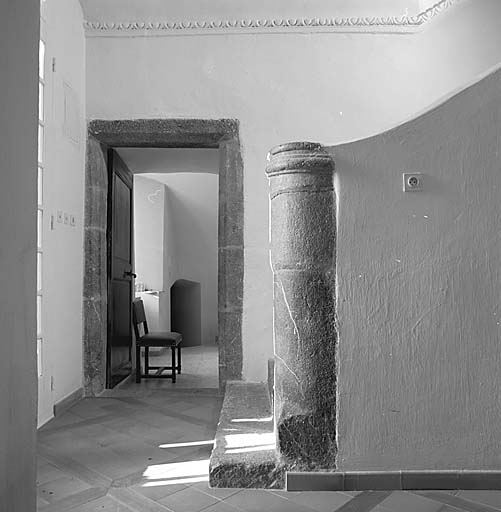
[
  {"left": 53, "top": 387, "right": 83, "bottom": 417},
  {"left": 286, "top": 470, "right": 501, "bottom": 491}
]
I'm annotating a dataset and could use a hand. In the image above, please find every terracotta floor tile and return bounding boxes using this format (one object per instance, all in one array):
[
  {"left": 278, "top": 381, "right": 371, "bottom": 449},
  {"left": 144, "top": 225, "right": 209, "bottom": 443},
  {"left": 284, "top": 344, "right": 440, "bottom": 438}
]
[
  {"left": 270, "top": 490, "right": 354, "bottom": 512},
  {"left": 68, "top": 399, "right": 119, "bottom": 419},
  {"left": 200, "top": 501, "right": 243, "bottom": 512},
  {"left": 37, "top": 474, "right": 91, "bottom": 504},
  {"left": 73, "top": 449, "right": 144, "bottom": 480},
  {"left": 36, "top": 458, "right": 68, "bottom": 486},
  {"left": 456, "top": 490, "right": 501, "bottom": 509},
  {"left": 189, "top": 481, "right": 242, "bottom": 500},
  {"left": 379, "top": 491, "right": 444, "bottom": 512},
  {"left": 38, "top": 487, "right": 108, "bottom": 512},
  {"left": 131, "top": 481, "right": 188, "bottom": 501},
  {"left": 36, "top": 495, "right": 49, "bottom": 508},
  {"left": 158, "top": 485, "right": 219, "bottom": 512},
  {"left": 70, "top": 494, "right": 135, "bottom": 512},
  {"left": 224, "top": 489, "right": 315, "bottom": 512}
]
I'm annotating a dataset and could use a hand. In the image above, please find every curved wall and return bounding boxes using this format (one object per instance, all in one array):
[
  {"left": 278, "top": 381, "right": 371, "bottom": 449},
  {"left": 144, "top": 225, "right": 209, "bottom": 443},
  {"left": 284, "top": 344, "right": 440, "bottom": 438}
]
[
  {"left": 85, "top": 0, "right": 501, "bottom": 381},
  {"left": 333, "top": 66, "right": 501, "bottom": 470}
]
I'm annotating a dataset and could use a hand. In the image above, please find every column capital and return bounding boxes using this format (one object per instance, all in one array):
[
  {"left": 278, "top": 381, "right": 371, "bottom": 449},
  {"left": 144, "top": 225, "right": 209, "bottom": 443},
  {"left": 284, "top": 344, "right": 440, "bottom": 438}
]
[{"left": 266, "top": 141, "right": 334, "bottom": 177}]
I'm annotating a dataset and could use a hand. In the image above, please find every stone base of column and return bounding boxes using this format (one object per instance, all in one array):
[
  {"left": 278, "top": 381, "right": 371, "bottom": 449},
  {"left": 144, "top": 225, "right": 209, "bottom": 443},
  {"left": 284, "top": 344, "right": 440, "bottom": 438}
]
[{"left": 277, "top": 411, "right": 337, "bottom": 470}]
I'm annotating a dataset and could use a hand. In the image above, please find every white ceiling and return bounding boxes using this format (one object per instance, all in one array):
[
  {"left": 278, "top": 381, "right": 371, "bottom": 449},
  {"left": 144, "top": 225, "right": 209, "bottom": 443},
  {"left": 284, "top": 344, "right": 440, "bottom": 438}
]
[
  {"left": 116, "top": 147, "right": 219, "bottom": 175},
  {"left": 79, "top": 0, "right": 422, "bottom": 23}
]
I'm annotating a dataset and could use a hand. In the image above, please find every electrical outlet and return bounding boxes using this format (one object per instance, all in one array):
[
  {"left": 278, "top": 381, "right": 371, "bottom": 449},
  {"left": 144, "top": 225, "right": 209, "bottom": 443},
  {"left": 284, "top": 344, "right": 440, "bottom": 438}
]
[
  {"left": 403, "top": 172, "right": 423, "bottom": 192},
  {"left": 56, "top": 210, "right": 63, "bottom": 223}
]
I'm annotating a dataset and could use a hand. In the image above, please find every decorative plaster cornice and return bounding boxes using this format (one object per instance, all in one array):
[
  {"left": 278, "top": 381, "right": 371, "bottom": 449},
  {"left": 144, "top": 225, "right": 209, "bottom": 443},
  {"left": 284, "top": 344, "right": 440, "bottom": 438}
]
[{"left": 84, "top": 0, "right": 461, "bottom": 37}]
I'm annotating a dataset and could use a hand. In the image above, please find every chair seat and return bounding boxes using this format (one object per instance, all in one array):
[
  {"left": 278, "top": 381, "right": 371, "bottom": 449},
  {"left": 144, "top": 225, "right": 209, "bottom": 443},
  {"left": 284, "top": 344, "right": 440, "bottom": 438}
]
[{"left": 137, "top": 331, "right": 182, "bottom": 347}]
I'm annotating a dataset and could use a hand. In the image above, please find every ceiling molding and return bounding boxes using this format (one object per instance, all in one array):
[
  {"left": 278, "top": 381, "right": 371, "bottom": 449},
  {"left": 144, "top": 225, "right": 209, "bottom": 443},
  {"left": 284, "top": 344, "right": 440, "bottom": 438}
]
[{"left": 83, "top": 0, "right": 461, "bottom": 37}]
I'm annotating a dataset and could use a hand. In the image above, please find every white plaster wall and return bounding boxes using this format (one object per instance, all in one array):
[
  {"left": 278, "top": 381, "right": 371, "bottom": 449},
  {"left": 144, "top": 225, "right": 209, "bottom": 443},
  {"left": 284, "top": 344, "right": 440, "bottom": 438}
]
[
  {"left": 0, "top": 1, "right": 38, "bottom": 509},
  {"left": 145, "top": 173, "right": 219, "bottom": 346},
  {"left": 134, "top": 175, "right": 166, "bottom": 291},
  {"left": 42, "top": 0, "right": 86, "bottom": 412},
  {"left": 134, "top": 176, "right": 173, "bottom": 332},
  {"left": 161, "top": 186, "right": 178, "bottom": 331},
  {"left": 334, "top": 66, "right": 501, "bottom": 470},
  {"left": 85, "top": 0, "right": 501, "bottom": 382}
]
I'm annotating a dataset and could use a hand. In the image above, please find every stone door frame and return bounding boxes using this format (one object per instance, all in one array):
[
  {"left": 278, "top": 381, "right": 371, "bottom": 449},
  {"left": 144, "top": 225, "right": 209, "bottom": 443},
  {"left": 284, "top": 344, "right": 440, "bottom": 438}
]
[{"left": 82, "top": 119, "right": 244, "bottom": 396}]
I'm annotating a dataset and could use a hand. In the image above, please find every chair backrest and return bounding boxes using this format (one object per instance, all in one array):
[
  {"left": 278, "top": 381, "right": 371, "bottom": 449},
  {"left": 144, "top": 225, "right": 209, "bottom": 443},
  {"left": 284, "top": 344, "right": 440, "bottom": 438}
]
[{"left": 132, "top": 299, "right": 149, "bottom": 338}]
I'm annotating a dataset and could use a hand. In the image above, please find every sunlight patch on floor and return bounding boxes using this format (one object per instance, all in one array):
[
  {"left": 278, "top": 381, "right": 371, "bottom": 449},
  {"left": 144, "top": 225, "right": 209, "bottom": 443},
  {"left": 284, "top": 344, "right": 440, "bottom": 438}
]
[
  {"left": 231, "top": 416, "right": 273, "bottom": 423},
  {"left": 142, "top": 459, "right": 210, "bottom": 487},
  {"left": 159, "top": 440, "right": 214, "bottom": 449}
]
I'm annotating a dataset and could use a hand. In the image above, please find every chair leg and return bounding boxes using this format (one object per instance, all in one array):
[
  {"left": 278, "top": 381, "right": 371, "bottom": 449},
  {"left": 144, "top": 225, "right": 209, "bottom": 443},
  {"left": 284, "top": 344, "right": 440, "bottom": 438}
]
[
  {"left": 135, "top": 344, "right": 141, "bottom": 383},
  {"left": 144, "top": 347, "right": 149, "bottom": 376},
  {"left": 177, "top": 345, "right": 181, "bottom": 374},
  {"left": 171, "top": 347, "right": 176, "bottom": 383}
]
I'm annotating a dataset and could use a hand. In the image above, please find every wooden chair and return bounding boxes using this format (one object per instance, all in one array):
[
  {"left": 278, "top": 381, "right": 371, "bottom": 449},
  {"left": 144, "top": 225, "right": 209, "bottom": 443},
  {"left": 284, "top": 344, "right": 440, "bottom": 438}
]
[{"left": 132, "top": 299, "right": 182, "bottom": 383}]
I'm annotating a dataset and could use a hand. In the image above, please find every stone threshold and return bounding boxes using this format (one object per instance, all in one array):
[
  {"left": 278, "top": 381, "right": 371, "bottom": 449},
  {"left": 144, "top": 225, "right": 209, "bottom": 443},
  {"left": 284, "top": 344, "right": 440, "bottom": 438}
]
[
  {"left": 209, "top": 381, "right": 284, "bottom": 489},
  {"left": 287, "top": 470, "right": 501, "bottom": 491}
]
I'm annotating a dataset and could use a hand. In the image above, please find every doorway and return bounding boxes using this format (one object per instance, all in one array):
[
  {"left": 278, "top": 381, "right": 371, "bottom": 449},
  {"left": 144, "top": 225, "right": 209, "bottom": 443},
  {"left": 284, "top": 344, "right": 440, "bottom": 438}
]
[
  {"left": 123, "top": 147, "right": 220, "bottom": 388},
  {"left": 82, "top": 119, "right": 244, "bottom": 395}
]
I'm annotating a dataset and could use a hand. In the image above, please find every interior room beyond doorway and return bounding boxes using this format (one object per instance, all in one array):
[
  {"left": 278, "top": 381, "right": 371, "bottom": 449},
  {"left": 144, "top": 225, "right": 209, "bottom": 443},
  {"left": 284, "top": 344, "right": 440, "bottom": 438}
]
[{"left": 119, "top": 147, "right": 219, "bottom": 389}]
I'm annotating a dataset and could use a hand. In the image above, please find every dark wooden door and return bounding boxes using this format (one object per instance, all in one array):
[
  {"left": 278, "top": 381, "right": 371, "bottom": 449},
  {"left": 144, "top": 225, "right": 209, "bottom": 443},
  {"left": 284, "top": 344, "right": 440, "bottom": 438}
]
[{"left": 107, "top": 149, "right": 134, "bottom": 388}]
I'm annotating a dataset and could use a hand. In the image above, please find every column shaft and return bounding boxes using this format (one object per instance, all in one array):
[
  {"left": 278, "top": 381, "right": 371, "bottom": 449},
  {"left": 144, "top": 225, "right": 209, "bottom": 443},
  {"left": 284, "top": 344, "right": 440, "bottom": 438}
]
[{"left": 266, "top": 142, "right": 337, "bottom": 469}]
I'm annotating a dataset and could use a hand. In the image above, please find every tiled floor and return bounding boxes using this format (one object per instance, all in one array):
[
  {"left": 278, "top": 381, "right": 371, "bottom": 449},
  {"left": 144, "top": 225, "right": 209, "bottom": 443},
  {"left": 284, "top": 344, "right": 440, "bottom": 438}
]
[
  {"left": 37, "top": 348, "right": 501, "bottom": 511},
  {"left": 106, "top": 345, "right": 219, "bottom": 391}
]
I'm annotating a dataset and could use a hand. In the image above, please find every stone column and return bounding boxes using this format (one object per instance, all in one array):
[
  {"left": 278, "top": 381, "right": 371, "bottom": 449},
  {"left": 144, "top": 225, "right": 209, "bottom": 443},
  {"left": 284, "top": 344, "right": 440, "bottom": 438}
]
[{"left": 266, "top": 142, "right": 337, "bottom": 470}]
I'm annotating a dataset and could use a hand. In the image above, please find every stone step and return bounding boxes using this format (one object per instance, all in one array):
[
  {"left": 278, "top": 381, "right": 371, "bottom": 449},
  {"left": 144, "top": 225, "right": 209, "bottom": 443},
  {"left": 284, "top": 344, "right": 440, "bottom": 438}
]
[{"left": 209, "top": 381, "right": 284, "bottom": 489}]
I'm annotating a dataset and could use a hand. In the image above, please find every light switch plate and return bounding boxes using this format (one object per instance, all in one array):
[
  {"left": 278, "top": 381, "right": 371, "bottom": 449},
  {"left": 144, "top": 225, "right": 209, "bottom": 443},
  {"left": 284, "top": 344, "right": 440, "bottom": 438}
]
[
  {"left": 70, "top": 214, "right": 76, "bottom": 226},
  {"left": 403, "top": 172, "right": 423, "bottom": 192},
  {"left": 64, "top": 212, "right": 69, "bottom": 224},
  {"left": 56, "top": 210, "right": 63, "bottom": 223}
]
